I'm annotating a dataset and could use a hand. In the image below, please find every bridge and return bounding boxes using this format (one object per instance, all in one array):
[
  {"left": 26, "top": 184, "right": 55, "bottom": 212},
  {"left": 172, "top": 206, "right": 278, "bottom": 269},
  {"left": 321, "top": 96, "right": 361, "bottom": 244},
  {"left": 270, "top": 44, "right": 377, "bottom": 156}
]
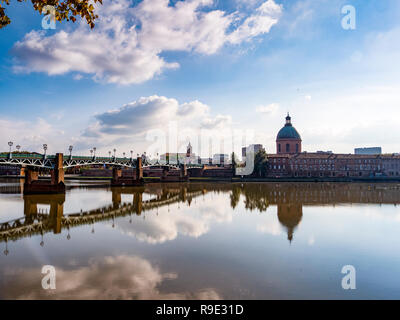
[{"left": 0, "top": 152, "right": 206, "bottom": 194}]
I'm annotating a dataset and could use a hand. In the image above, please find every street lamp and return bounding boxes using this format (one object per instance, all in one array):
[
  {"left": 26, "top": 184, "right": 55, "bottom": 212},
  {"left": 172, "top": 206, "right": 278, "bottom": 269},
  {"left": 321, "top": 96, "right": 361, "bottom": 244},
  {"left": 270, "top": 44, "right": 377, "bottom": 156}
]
[
  {"left": 108, "top": 151, "right": 111, "bottom": 159},
  {"left": 130, "top": 150, "right": 133, "bottom": 159},
  {"left": 90, "top": 149, "right": 93, "bottom": 158},
  {"left": 113, "top": 148, "right": 116, "bottom": 158},
  {"left": 8, "top": 141, "right": 13, "bottom": 158},
  {"left": 68, "top": 145, "right": 73, "bottom": 157},
  {"left": 43, "top": 144, "right": 48, "bottom": 159},
  {"left": 93, "top": 147, "right": 96, "bottom": 158},
  {"left": 123, "top": 152, "right": 126, "bottom": 158},
  {"left": 16, "top": 145, "right": 21, "bottom": 153}
]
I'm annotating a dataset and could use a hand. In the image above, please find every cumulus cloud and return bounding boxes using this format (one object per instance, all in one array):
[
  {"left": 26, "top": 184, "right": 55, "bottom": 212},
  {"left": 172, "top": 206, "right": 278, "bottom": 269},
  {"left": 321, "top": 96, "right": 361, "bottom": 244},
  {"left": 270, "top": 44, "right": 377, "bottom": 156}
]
[
  {"left": 3, "top": 255, "right": 221, "bottom": 300},
  {"left": 12, "top": 0, "right": 282, "bottom": 84},
  {"left": 84, "top": 95, "right": 232, "bottom": 138}
]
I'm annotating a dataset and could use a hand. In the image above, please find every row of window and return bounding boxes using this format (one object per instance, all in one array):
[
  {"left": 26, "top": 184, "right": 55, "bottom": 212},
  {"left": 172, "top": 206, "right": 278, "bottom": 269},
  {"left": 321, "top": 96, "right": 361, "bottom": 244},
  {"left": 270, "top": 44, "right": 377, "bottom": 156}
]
[{"left": 277, "top": 143, "right": 299, "bottom": 153}]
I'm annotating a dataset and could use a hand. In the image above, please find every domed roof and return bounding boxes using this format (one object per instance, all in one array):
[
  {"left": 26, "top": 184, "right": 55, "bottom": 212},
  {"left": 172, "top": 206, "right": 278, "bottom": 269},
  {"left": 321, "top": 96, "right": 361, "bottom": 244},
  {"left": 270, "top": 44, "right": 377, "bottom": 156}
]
[{"left": 276, "top": 114, "right": 301, "bottom": 140}]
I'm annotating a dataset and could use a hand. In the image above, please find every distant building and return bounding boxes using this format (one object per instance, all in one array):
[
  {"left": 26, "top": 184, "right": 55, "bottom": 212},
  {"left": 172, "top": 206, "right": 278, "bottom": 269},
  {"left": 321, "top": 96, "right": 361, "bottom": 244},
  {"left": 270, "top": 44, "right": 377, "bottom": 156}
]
[
  {"left": 200, "top": 158, "right": 212, "bottom": 165},
  {"left": 160, "top": 142, "right": 200, "bottom": 164},
  {"left": 0, "top": 165, "right": 20, "bottom": 176},
  {"left": 263, "top": 115, "right": 400, "bottom": 178},
  {"left": 355, "top": 147, "right": 382, "bottom": 155},
  {"left": 242, "top": 144, "right": 264, "bottom": 158},
  {"left": 213, "top": 154, "right": 230, "bottom": 165}
]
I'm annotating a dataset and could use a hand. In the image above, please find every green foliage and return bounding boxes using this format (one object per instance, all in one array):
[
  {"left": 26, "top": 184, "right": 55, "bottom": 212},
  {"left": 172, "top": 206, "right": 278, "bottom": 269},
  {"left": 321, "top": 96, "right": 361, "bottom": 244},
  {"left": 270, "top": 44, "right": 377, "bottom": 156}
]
[
  {"left": 254, "top": 148, "right": 269, "bottom": 177},
  {"left": 0, "top": 0, "right": 103, "bottom": 29}
]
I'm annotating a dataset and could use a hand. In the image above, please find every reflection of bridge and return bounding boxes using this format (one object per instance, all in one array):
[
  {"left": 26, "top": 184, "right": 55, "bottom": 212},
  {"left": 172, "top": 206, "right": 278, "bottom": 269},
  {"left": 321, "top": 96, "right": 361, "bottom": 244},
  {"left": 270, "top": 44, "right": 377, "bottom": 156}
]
[
  {"left": 1, "top": 182, "right": 400, "bottom": 248},
  {"left": 0, "top": 186, "right": 206, "bottom": 244},
  {"left": 0, "top": 152, "right": 204, "bottom": 194}
]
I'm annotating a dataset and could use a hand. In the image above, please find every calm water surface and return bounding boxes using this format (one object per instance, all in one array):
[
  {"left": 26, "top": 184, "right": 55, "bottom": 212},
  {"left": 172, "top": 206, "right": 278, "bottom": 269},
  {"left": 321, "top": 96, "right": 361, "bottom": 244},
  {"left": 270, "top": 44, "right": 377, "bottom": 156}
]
[{"left": 1, "top": 179, "right": 400, "bottom": 299}]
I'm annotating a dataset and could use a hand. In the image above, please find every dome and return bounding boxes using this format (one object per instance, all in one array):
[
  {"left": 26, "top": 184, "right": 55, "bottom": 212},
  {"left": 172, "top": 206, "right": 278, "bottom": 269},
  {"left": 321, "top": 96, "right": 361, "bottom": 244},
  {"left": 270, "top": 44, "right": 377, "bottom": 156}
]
[{"left": 276, "top": 114, "right": 301, "bottom": 140}]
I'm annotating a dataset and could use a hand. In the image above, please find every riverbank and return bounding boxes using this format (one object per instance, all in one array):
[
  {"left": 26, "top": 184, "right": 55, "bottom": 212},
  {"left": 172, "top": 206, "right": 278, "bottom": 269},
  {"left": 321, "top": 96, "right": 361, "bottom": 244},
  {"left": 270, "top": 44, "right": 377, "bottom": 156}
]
[{"left": 2, "top": 175, "right": 400, "bottom": 183}]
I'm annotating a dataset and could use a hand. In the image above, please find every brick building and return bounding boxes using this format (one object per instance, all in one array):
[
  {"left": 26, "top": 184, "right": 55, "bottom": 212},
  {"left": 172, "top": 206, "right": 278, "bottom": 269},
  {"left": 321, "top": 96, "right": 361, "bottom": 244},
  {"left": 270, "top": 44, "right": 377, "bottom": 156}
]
[
  {"left": 267, "top": 153, "right": 400, "bottom": 178},
  {"left": 266, "top": 114, "right": 400, "bottom": 178}
]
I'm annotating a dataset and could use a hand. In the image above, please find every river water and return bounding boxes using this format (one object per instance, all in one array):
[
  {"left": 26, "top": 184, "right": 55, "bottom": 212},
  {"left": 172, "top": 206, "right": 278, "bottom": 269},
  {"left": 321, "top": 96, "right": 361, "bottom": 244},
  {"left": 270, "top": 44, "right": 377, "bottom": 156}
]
[{"left": 1, "top": 179, "right": 400, "bottom": 299}]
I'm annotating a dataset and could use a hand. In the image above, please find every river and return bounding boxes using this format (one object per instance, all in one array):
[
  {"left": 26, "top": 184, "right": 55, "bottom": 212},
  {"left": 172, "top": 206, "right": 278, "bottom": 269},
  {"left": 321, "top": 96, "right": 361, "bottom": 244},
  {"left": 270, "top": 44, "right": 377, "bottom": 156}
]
[{"left": 1, "top": 179, "right": 400, "bottom": 299}]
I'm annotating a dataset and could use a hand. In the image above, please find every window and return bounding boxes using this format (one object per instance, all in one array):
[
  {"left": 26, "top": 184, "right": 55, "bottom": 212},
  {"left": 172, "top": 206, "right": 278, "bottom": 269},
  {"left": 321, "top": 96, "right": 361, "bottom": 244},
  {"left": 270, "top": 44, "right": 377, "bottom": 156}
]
[
  {"left": 278, "top": 144, "right": 281, "bottom": 153},
  {"left": 286, "top": 144, "right": 290, "bottom": 153},
  {"left": 296, "top": 144, "right": 299, "bottom": 153}
]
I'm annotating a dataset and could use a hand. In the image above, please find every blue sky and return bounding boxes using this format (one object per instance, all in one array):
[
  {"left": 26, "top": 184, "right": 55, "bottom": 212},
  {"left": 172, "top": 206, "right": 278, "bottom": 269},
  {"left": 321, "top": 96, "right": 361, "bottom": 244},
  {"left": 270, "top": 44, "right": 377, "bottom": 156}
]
[{"left": 0, "top": 0, "right": 400, "bottom": 157}]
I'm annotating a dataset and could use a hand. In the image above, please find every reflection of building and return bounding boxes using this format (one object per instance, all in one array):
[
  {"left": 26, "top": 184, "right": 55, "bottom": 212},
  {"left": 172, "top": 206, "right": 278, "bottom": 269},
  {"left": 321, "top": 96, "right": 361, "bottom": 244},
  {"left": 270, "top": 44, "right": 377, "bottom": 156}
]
[
  {"left": 277, "top": 203, "right": 303, "bottom": 243},
  {"left": 355, "top": 147, "right": 382, "bottom": 155},
  {"left": 276, "top": 113, "right": 302, "bottom": 154}
]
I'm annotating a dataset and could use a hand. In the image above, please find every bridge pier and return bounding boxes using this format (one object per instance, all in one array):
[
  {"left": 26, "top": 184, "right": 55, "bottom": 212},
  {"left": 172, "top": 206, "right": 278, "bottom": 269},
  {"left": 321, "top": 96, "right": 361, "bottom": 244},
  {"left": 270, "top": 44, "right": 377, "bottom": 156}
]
[
  {"left": 24, "top": 153, "right": 66, "bottom": 195},
  {"left": 133, "top": 192, "right": 143, "bottom": 215},
  {"left": 111, "top": 157, "right": 144, "bottom": 186},
  {"left": 180, "top": 164, "right": 188, "bottom": 181},
  {"left": 24, "top": 194, "right": 65, "bottom": 234}
]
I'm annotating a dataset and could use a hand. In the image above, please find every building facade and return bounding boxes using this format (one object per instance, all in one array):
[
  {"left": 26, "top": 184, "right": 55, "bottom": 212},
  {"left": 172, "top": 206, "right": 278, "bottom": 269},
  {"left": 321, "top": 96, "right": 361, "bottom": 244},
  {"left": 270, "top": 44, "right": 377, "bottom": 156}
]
[
  {"left": 265, "top": 115, "right": 400, "bottom": 178},
  {"left": 267, "top": 153, "right": 400, "bottom": 178}
]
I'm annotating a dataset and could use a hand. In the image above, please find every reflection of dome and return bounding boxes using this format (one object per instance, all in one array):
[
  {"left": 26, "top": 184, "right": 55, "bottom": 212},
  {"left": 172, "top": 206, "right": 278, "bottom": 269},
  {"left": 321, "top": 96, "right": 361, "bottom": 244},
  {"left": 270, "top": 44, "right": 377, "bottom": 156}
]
[
  {"left": 277, "top": 114, "right": 301, "bottom": 140},
  {"left": 277, "top": 203, "right": 303, "bottom": 243}
]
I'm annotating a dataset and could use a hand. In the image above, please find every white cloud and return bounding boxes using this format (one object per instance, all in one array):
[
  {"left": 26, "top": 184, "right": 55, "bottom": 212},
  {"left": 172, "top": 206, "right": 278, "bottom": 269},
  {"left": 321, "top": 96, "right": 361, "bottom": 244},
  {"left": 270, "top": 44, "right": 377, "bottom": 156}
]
[
  {"left": 87, "top": 95, "right": 231, "bottom": 137},
  {"left": 228, "top": 0, "right": 282, "bottom": 44},
  {"left": 255, "top": 103, "right": 279, "bottom": 115},
  {"left": 12, "top": 0, "right": 282, "bottom": 84},
  {"left": 3, "top": 255, "right": 221, "bottom": 300}
]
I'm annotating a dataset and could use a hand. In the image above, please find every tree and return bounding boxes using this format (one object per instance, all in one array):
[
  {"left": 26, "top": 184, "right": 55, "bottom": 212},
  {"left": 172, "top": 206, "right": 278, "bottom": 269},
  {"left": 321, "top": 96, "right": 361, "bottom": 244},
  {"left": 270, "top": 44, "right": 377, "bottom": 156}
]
[
  {"left": 0, "top": 0, "right": 103, "bottom": 29},
  {"left": 254, "top": 148, "right": 269, "bottom": 178}
]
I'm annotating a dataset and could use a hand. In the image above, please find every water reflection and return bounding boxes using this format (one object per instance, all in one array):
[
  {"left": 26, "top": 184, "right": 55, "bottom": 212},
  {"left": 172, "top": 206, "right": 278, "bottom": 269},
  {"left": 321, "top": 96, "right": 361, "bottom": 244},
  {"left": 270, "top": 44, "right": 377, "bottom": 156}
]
[
  {"left": 1, "top": 182, "right": 400, "bottom": 246},
  {"left": 3, "top": 255, "right": 221, "bottom": 300}
]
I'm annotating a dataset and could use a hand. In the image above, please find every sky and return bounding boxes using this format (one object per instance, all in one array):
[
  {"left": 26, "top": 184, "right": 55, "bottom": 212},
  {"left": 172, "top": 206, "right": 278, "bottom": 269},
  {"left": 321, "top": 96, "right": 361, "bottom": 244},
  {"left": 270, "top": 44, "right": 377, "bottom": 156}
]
[{"left": 0, "top": 0, "right": 400, "bottom": 158}]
